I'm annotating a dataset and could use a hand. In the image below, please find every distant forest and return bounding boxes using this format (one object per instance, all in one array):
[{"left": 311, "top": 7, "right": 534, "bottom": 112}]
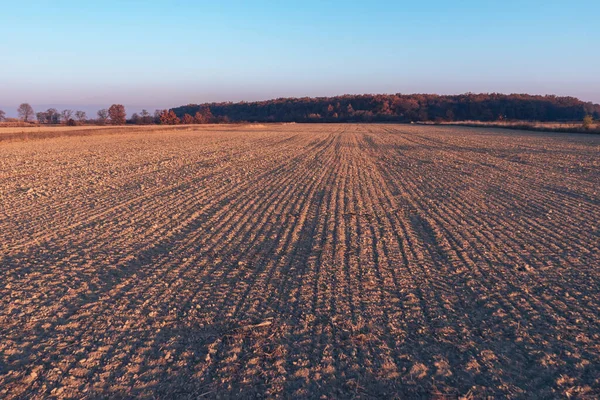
[
  {"left": 2, "top": 93, "right": 598, "bottom": 128},
  {"left": 173, "top": 93, "right": 600, "bottom": 123}
]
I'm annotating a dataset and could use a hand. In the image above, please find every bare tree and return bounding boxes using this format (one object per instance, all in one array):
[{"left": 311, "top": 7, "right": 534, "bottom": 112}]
[
  {"left": 75, "top": 111, "right": 87, "bottom": 123},
  {"left": 140, "top": 109, "right": 152, "bottom": 124},
  {"left": 36, "top": 111, "right": 47, "bottom": 124},
  {"left": 97, "top": 109, "right": 108, "bottom": 125},
  {"left": 153, "top": 109, "right": 162, "bottom": 124},
  {"left": 0, "top": 109, "right": 6, "bottom": 122},
  {"left": 61, "top": 109, "right": 73, "bottom": 124},
  {"left": 46, "top": 108, "right": 60, "bottom": 124},
  {"left": 17, "top": 103, "right": 35, "bottom": 122},
  {"left": 130, "top": 113, "right": 140, "bottom": 124},
  {"left": 108, "top": 104, "right": 126, "bottom": 125}
]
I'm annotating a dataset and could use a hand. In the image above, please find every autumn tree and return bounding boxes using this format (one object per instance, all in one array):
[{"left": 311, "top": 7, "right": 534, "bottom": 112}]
[
  {"left": 75, "top": 111, "right": 87, "bottom": 123},
  {"left": 193, "top": 111, "right": 205, "bottom": 124},
  {"left": 108, "top": 104, "right": 126, "bottom": 125},
  {"left": 346, "top": 103, "right": 355, "bottom": 116},
  {"left": 182, "top": 113, "right": 194, "bottom": 124},
  {"left": 130, "top": 113, "right": 140, "bottom": 124},
  {"left": 157, "top": 109, "right": 166, "bottom": 123},
  {"left": 97, "top": 109, "right": 108, "bottom": 125},
  {"left": 583, "top": 115, "right": 594, "bottom": 130},
  {"left": 326, "top": 104, "right": 334, "bottom": 116},
  {"left": 159, "top": 109, "right": 180, "bottom": 125},
  {"left": 17, "top": 103, "right": 34, "bottom": 122},
  {"left": 201, "top": 106, "right": 213, "bottom": 123},
  {"left": 0, "top": 109, "right": 6, "bottom": 122},
  {"left": 193, "top": 106, "right": 213, "bottom": 124},
  {"left": 379, "top": 101, "right": 392, "bottom": 115}
]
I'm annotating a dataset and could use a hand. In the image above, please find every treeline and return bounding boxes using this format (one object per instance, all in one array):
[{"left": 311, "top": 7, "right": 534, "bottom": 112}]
[
  {"left": 0, "top": 103, "right": 127, "bottom": 126},
  {"left": 134, "top": 106, "right": 221, "bottom": 125},
  {"left": 0, "top": 104, "right": 219, "bottom": 126},
  {"left": 173, "top": 93, "right": 600, "bottom": 123},
  {"left": 2, "top": 94, "right": 598, "bottom": 127}
]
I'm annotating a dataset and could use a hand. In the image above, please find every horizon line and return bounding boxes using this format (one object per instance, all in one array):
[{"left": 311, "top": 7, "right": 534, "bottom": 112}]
[{"left": 1, "top": 91, "right": 599, "bottom": 117}]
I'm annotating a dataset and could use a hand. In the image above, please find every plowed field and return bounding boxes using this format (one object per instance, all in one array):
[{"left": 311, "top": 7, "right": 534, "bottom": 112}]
[{"left": 1, "top": 124, "right": 599, "bottom": 398}]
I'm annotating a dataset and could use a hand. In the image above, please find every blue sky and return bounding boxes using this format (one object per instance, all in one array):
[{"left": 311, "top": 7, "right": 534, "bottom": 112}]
[{"left": 1, "top": 0, "right": 599, "bottom": 115}]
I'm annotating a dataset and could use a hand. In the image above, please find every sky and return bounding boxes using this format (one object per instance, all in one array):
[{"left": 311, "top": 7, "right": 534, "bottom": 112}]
[{"left": 1, "top": 0, "right": 599, "bottom": 116}]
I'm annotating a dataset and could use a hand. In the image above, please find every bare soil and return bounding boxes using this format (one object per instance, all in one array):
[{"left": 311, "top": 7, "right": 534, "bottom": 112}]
[
  {"left": 428, "top": 120, "right": 600, "bottom": 134},
  {"left": 1, "top": 124, "right": 598, "bottom": 398}
]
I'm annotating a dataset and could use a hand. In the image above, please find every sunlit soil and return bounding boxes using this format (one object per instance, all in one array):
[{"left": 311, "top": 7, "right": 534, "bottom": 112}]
[{"left": 1, "top": 124, "right": 598, "bottom": 398}]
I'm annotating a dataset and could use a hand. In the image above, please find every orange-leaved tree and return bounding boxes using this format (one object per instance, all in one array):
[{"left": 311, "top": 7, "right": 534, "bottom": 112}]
[
  {"left": 194, "top": 106, "right": 213, "bottom": 124},
  {"left": 108, "top": 104, "right": 126, "bottom": 125},
  {"left": 159, "top": 109, "right": 180, "bottom": 125}
]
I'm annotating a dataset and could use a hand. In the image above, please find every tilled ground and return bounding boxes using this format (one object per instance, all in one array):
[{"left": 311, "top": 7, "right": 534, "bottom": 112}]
[{"left": 0, "top": 124, "right": 599, "bottom": 398}]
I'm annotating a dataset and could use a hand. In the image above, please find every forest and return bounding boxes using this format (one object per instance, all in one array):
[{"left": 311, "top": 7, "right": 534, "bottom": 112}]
[
  {"left": 3, "top": 94, "right": 598, "bottom": 128},
  {"left": 172, "top": 93, "right": 600, "bottom": 123}
]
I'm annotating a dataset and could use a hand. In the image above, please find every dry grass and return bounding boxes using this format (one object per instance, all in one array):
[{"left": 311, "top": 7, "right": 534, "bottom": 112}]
[
  {"left": 1, "top": 124, "right": 599, "bottom": 398},
  {"left": 0, "top": 124, "right": 251, "bottom": 142},
  {"left": 427, "top": 120, "right": 600, "bottom": 134},
  {"left": 0, "top": 125, "right": 106, "bottom": 133}
]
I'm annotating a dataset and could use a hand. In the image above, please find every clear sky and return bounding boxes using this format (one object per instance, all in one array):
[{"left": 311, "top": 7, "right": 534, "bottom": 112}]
[{"left": 1, "top": 0, "right": 599, "bottom": 115}]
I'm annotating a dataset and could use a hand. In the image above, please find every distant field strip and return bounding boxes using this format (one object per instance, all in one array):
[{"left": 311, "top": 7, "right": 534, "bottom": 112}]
[{"left": 0, "top": 124, "right": 598, "bottom": 398}]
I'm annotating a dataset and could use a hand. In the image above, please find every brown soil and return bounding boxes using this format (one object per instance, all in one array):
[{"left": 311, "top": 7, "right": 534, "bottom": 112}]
[{"left": 1, "top": 124, "right": 598, "bottom": 398}]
